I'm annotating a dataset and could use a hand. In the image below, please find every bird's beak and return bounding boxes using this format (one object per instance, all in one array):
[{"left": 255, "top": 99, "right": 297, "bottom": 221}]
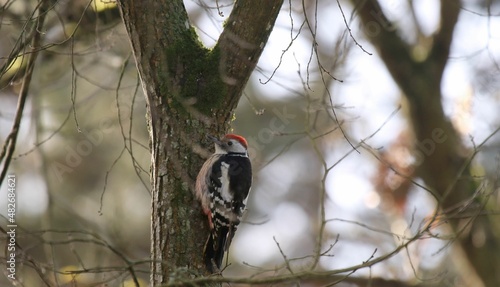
[{"left": 207, "top": 135, "right": 222, "bottom": 145}]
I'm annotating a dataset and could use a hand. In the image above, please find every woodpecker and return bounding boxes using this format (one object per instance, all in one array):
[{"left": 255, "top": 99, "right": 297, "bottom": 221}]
[{"left": 195, "top": 134, "right": 252, "bottom": 273}]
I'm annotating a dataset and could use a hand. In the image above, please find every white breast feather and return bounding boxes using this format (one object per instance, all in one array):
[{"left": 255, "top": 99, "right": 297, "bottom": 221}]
[{"left": 219, "top": 162, "right": 233, "bottom": 202}]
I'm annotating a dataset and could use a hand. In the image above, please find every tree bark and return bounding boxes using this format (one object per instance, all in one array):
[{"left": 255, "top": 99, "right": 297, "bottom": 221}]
[
  {"left": 116, "top": 0, "right": 283, "bottom": 284},
  {"left": 351, "top": 0, "right": 500, "bottom": 285}
]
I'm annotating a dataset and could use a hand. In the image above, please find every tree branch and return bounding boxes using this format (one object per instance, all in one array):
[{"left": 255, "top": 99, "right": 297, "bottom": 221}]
[
  {"left": 117, "top": 0, "right": 285, "bottom": 284},
  {"left": 428, "top": 0, "right": 461, "bottom": 81},
  {"left": 0, "top": 0, "right": 49, "bottom": 186},
  {"left": 351, "top": 0, "right": 415, "bottom": 88},
  {"left": 117, "top": 0, "right": 204, "bottom": 105},
  {"left": 165, "top": 229, "right": 421, "bottom": 286},
  {"left": 213, "top": 0, "right": 284, "bottom": 123},
  {"left": 350, "top": 1, "right": 500, "bottom": 286}
]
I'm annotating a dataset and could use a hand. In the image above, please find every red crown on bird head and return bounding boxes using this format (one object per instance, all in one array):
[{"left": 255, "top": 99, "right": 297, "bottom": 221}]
[{"left": 224, "top": 134, "right": 248, "bottom": 149}]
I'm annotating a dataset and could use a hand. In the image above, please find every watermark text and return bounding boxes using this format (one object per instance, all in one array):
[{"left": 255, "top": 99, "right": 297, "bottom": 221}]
[{"left": 6, "top": 174, "right": 17, "bottom": 280}]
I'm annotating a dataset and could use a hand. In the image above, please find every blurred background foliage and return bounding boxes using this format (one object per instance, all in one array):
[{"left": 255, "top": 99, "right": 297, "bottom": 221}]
[{"left": 0, "top": 0, "right": 499, "bottom": 286}]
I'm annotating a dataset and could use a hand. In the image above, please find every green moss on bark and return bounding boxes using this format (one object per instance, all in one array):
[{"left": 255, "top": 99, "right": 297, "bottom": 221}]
[{"left": 162, "top": 28, "right": 226, "bottom": 118}]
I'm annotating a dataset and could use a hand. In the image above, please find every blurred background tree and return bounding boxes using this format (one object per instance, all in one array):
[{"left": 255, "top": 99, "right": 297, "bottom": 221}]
[{"left": 0, "top": 0, "right": 499, "bottom": 286}]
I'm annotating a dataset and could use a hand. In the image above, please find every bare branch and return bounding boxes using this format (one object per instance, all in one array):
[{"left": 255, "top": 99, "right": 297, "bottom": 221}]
[
  {"left": 428, "top": 0, "right": 461, "bottom": 79},
  {"left": 0, "top": 0, "right": 50, "bottom": 186}
]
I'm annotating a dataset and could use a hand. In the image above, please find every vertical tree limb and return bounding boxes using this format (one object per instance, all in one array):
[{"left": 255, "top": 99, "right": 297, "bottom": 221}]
[
  {"left": 0, "top": 0, "right": 49, "bottom": 185},
  {"left": 117, "top": 0, "right": 283, "bottom": 284},
  {"left": 351, "top": 0, "right": 499, "bottom": 285}
]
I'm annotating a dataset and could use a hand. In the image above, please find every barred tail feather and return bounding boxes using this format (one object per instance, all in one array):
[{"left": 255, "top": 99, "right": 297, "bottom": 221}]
[{"left": 203, "top": 227, "right": 229, "bottom": 273}]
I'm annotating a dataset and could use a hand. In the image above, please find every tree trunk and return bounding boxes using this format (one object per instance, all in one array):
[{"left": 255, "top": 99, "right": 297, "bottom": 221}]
[
  {"left": 116, "top": 0, "right": 283, "bottom": 284},
  {"left": 352, "top": 0, "right": 500, "bottom": 285}
]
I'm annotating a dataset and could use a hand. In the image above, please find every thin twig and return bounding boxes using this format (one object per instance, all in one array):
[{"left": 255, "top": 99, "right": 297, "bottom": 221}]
[{"left": 0, "top": 0, "right": 50, "bottom": 186}]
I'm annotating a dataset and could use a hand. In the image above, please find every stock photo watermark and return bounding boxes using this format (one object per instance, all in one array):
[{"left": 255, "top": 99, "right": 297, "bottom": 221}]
[
  {"left": 246, "top": 106, "right": 297, "bottom": 156},
  {"left": 413, "top": 128, "right": 448, "bottom": 165},
  {"left": 6, "top": 174, "right": 17, "bottom": 280},
  {"left": 51, "top": 118, "right": 114, "bottom": 182}
]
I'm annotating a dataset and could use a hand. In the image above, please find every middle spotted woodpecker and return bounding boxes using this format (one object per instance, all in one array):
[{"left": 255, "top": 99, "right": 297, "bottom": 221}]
[{"left": 195, "top": 134, "right": 252, "bottom": 273}]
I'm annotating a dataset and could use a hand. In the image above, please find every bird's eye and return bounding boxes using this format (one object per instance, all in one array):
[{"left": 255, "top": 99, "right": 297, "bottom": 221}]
[{"left": 227, "top": 141, "right": 233, "bottom": 146}]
